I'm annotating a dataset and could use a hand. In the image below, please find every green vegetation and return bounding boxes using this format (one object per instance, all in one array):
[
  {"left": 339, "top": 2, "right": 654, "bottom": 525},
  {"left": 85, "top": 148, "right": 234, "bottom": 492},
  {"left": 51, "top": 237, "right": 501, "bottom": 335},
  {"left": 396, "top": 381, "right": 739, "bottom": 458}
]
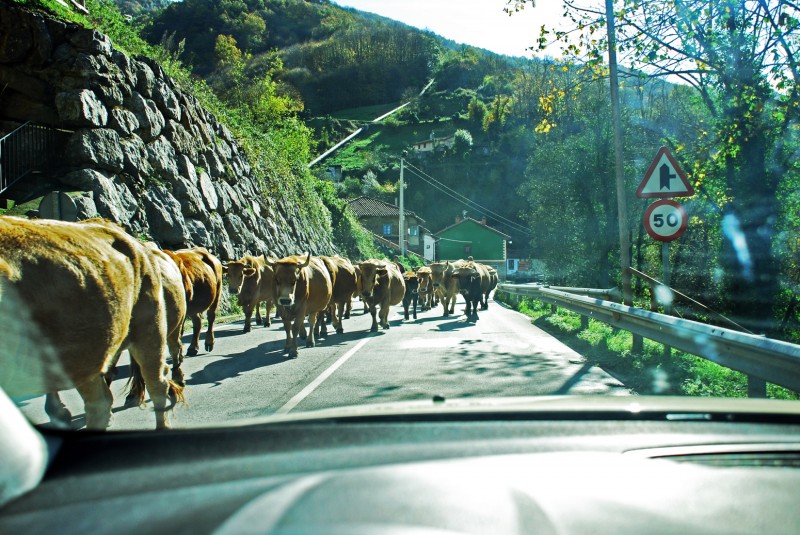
[{"left": 496, "top": 291, "right": 800, "bottom": 400}]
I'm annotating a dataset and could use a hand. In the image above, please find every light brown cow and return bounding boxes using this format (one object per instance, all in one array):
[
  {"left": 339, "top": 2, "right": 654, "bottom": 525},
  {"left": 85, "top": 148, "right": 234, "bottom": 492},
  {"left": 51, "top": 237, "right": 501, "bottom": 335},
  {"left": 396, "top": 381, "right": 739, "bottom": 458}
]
[
  {"left": 223, "top": 255, "right": 276, "bottom": 332},
  {"left": 416, "top": 266, "right": 433, "bottom": 311},
  {"left": 0, "top": 216, "right": 184, "bottom": 430},
  {"left": 358, "top": 260, "right": 406, "bottom": 332},
  {"left": 124, "top": 242, "right": 188, "bottom": 408},
  {"left": 429, "top": 260, "right": 464, "bottom": 317},
  {"left": 319, "top": 255, "right": 358, "bottom": 336},
  {"left": 269, "top": 253, "right": 333, "bottom": 358},
  {"left": 483, "top": 265, "right": 499, "bottom": 310},
  {"left": 163, "top": 247, "right": 223, "bottom": 356}
]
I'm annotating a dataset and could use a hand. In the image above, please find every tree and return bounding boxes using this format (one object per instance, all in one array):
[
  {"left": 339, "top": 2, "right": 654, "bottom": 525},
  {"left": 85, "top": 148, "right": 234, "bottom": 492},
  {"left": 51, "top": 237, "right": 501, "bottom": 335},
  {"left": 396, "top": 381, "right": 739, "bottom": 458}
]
[{"left": 510, "top": 0, "right": 800, "bottom": 332}]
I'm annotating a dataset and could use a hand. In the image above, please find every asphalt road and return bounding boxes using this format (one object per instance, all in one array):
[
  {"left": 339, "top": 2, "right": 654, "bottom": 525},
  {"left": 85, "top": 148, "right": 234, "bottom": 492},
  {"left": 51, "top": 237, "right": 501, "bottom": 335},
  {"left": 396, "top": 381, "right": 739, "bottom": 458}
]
[{"left": 17, "top": 295, "right": 630, "bottom": 430}]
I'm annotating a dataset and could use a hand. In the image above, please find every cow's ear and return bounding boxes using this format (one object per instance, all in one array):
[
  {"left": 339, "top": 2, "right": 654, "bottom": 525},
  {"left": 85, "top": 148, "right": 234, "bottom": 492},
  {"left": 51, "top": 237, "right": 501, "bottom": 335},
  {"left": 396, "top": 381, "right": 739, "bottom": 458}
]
[
  {"left": 243, "top": 267, "right": 257, "bottom": 277},
  {"left": 222, "top": 263, "right": 228, "bottom": 274}
]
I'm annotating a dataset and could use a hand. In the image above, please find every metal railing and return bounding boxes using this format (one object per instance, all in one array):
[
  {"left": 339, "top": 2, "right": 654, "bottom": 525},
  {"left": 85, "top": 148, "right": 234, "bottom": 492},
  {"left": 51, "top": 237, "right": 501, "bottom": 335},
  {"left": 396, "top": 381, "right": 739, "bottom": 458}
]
[
  {"left": 0, "top": 122, "right": 70, "bottom": 197},
  {"left": 498, "top": 283, "right": 800, "bottom": 396}
]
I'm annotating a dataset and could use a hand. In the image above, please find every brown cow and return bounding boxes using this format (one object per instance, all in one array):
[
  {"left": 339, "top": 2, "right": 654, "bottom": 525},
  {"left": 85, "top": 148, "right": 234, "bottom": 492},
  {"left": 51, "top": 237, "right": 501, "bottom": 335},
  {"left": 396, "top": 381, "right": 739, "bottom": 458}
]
[
  {"left": 0, "top": 216, "right": 184, "bottom": 430},
  {"left": 163, "top": 247, "right": 223, "bottom": 356},
  {"left": 416, "top": 266, "right": 433, "bottom": 311},
  {"left": 223, "top": 255, "right": 276, "bottom": 332},
  {"left": 429, "top": 260, "right": 464, "bottom": 317},
  {"left": 269, "top": 253, "right": 333, "bottom": 358},
  {"left": 483, "top": 265, "right": 499, "bottom": 310},
  {"left": 454, "top": 261, "right": 490, "bottom": 320},
  {"left": 319, "top": 255, "right": 358, "bottom": 336},
  {"left": 358, "top": 260, "right": 405, "bottom": 332}
]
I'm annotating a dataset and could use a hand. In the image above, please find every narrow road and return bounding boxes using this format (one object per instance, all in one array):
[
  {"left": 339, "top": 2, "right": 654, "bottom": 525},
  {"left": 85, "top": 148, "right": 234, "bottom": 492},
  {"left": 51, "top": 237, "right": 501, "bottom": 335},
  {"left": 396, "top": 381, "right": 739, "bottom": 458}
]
[{"left": 17, "top": 295, "right": 630, "bottom": 430}]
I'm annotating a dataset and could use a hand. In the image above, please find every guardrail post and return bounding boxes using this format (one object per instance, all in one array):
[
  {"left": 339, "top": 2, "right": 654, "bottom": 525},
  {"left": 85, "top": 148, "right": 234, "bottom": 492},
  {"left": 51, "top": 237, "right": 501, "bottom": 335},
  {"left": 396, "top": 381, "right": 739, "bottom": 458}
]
[
  {"left": 632, "top": 334, "right": 643, "bottom": 354},
  {"left": 581, "top": 315, "right": 589, "bottom": 330},
  {"left": 550, "top": 304, "right": 557, "bottom": 314},
  {"left": 748, "top": 376, "right": 767, "bottom": 398}
]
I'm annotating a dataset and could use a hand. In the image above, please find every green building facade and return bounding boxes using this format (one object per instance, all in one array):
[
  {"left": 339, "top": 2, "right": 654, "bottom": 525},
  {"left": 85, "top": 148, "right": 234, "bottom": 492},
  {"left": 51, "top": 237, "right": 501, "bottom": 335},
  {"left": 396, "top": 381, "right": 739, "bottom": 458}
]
[{"left": 434, "top": 217, "right": 510, "bottom": 262}]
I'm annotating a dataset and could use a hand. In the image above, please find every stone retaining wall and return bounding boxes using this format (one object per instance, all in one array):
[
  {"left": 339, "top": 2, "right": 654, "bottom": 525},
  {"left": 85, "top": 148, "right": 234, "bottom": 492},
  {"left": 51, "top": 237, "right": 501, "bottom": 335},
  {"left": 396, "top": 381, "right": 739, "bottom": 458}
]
[{"left": 0, "top": 3, "right": 333, "bottom": 259}]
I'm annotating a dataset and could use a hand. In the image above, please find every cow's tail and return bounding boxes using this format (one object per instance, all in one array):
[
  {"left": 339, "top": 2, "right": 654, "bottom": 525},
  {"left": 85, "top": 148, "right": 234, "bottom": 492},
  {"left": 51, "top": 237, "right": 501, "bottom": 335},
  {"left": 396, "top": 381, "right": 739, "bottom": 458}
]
[
  {"left": 124, "top": 361, "right": 186, "bottom": 408},
  {"left": 124, "top": 360, "right": 147, "bottom": 407}
]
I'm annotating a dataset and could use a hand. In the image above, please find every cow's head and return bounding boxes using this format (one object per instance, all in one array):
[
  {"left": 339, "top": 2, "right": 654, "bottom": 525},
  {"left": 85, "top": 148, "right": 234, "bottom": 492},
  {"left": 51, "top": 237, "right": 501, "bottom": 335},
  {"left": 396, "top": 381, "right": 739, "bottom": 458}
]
[
  {"left": 417, "top": 267, "right": 432, "bottom": 294},
  {"left": 403, "top": 271, "right": 419, "bottom": 295},
  {"left": 269, "top": 253, "right": 310, "bottom": 307},
  {"left": 455, "top": 265, "right": 479, "bottom": 298},
  {"left": 222, "top": 260, "right": 257, "bottom": 296},
  {"left": 429, "top": 261, "right": 450, "bottom": 289},
  {"left": 358, "top": 261, "right": 386, "bottom": 299}
]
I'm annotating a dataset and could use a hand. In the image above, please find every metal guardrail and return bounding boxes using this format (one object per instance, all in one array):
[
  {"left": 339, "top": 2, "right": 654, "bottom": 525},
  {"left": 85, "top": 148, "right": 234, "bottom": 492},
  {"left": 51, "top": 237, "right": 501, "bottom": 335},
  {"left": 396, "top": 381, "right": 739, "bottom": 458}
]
[
  {"left": 498, "top": 283, "right": 800, "bottom": 395},
  {"left": 0, "top": 122, "right": 71, "bottom": 198}
]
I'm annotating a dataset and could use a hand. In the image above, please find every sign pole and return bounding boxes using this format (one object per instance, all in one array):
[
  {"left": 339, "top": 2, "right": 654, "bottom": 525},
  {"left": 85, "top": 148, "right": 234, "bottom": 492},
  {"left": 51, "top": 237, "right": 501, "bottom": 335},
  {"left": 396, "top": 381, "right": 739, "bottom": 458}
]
[{"left": 661, "top": 241, "right": 673, "bottom": 358}]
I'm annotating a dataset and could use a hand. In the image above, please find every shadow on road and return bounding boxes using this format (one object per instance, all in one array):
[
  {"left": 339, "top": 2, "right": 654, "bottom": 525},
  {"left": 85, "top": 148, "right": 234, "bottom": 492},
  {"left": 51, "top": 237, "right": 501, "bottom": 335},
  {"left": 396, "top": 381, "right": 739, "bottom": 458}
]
[
  {"left": 435, "top": 318, "right": 471, "bottom": 331},
  {"left": 186, "top": 338, "right": 288, "bottom": 387}
]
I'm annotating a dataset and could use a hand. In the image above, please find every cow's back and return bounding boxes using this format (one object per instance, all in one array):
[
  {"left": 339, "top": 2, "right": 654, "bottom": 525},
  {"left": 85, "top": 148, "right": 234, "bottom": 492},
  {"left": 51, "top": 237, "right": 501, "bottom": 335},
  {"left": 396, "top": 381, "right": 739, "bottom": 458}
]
[
  {"left": 165, "top": 247, "right": 222, "bottom": 315},
  {"left": 322, "top": 256, "right": 357, "bottom": 303},
  {"left": 0, "top": 217, "right": 145, "bottom": 394},
  {"left": 385, "top": 264, "right": 406, "bottom": 306},
  {"left": 303, "top": 256, "right": 333, "bottom": 314}
]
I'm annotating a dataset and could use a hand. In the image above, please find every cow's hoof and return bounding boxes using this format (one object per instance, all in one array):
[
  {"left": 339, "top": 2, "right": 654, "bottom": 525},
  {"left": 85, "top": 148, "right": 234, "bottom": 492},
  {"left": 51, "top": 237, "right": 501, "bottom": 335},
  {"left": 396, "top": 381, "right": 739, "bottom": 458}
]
[
  {"left": 336, "top": 327, "right": 344, "bottom": 334},
  {"left": 205, "top": 342, "right": 214, "bottom": 352},
  {"left": 289, "top": 350, "right": 298, "bottom": 359},
  {"left": 124, "top": 394, "right": 139, "bottom": 408},
  {"left": 306, "top": 340, "right": 315, "bottom": 348},
  {"left": 299, "top": 332, "right": 307, "bottom": 340},
  {"left": 264, "top": 320, "right": 270, "bottom": 327},
  {"left": 243, "top": 326, "right": 251, "bottom": 334},
  {"left": 344, "top": 313, "right": 351, "bottom": 319},
  {"left": 370, "top": 325, "right": 378, "bottom": 333},
  {"left": 187, "top": 347, "right": 199, "bottom": 357}
]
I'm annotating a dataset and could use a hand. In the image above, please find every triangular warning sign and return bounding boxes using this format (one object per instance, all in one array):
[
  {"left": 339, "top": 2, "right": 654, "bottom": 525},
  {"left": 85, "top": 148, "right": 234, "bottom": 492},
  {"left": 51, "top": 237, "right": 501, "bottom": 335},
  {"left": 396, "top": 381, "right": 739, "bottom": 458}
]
[{"left": 636, "top": 146, "right": 694, "bottom": 198}]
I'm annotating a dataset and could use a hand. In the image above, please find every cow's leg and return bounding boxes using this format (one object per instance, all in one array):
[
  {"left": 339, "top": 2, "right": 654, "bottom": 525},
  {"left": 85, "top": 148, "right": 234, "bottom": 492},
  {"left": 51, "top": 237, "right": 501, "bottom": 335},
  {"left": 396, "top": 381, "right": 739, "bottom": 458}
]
[
  {"left": 318, "top": 309, "right": 329, "bottom": 337},
  {"left": 254, "top": 301, "right": 262, "bottom": 327},
  {"left": 336, "top": 302, "right": 346, "bottom": 334},
  {"left": 124, "top": 358, "right": 146, "bottom": 408},
  {"left": 242, "top": 302, "right": 254, "bottom": 333},
  {"left": 369, "top": 302, "right": 379, "bottom": 332},
  {"left": 205, "top": 307, "right": 217, "bottom": 352},
  {"left": 306, "top": 310, "right": 318, "bottom": 348},
  {"left": 380, "top": 303, "right": 391, "bottom": 329},
  {"left": 263, "top": 302, "right": 272, "bottom": 327},
  {"left": 281, "top": 312, "right": 292, "bottom": 352},
  {"left": 44, "top": 392, "right": 72, "bottom": 426},
  {"left": 187, "top": 313, "right": 201, "bottom": 356},
  {"left": 413, "top": 295, "right": 418, "bottom": 319},
  {"left": 75, "top": 374, "right": 114, "bottom": 430},
  {"left": 344, "top": 299, "right": 352, "bottom": 319}
]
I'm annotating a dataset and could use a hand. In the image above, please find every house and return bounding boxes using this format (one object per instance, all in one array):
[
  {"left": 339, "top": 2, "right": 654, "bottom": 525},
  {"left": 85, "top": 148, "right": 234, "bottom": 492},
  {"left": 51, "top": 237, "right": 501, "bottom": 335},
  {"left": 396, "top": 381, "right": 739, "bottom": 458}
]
[
  {"left": 410, "top": 133, "right": 456, "bottom": 153},
  {"left": 434, "top": 216, "right": 511, "bottom": 269},
  {"left": 346, "top": 196, "right": 427, "bottom": 256}
]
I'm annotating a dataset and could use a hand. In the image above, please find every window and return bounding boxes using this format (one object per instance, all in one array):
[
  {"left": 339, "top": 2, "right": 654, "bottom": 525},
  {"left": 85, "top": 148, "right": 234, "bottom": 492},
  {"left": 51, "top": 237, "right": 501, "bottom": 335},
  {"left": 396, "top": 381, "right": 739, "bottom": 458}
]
[
  {"left": 383, "top": 223, "right": 392, "bottom": 236},
  {"left": 464, "top": 245, "right": 472, "bottom": 256}
]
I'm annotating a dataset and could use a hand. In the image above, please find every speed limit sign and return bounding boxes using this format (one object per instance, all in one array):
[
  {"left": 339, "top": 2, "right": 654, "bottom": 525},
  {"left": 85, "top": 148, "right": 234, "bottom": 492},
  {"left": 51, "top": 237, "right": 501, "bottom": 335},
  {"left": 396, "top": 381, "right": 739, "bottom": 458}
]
[{"left": 643, "top": 199, "right": 687, "bottom": 242}]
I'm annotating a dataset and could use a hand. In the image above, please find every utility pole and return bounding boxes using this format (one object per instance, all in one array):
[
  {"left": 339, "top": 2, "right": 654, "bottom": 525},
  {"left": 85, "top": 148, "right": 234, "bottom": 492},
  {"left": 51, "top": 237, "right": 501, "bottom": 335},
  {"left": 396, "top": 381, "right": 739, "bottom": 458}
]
[
  {"left": 606, "top": 0, "right": 632, "bottom": 305},
  {"left": 606, "top": 0, "right": 640, "bottom": 351},
  {"left": 399, "top": 158, "right": 406, "bottom": 257}
]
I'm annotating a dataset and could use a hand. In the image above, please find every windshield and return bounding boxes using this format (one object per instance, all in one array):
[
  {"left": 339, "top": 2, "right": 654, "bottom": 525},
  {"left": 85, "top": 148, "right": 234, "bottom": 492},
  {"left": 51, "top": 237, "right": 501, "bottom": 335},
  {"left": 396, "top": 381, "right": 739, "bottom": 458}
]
[{"left": 1, "top": 0, "right": 799, "bottom": 431}]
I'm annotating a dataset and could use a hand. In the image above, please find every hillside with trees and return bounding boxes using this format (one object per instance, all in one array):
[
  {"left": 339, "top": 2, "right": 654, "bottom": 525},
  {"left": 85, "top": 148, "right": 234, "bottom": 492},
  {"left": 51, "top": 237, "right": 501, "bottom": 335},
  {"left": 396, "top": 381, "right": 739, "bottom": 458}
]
[{"left": 116, "top": 0, "right": 800, "bottom": 340}]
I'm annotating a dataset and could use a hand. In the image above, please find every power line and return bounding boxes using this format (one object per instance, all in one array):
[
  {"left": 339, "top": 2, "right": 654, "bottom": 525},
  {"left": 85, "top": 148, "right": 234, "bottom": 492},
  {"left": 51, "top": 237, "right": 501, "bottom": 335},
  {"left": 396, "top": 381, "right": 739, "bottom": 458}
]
[
  {"left": 404, "top": 160, "right": 531, "bottom": 234},
  {"left": 403, "top": 162, "right": 532, "bottom": 236}
]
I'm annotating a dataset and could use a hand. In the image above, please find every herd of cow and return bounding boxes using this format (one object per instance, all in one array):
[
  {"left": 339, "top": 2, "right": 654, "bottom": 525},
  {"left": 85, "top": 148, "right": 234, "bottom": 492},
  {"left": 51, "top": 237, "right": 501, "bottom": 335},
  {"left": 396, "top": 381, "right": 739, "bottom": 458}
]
[{"left": 0, "top": 216, "right": 498, "bottom": 431}]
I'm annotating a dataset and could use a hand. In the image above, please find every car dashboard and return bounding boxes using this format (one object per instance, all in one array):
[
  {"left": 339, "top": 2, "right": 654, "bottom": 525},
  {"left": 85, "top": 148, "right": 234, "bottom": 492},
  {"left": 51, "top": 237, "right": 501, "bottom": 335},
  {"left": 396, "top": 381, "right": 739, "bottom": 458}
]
[{"left": 2, "top": 412, "right": 800, "bottom": 534}]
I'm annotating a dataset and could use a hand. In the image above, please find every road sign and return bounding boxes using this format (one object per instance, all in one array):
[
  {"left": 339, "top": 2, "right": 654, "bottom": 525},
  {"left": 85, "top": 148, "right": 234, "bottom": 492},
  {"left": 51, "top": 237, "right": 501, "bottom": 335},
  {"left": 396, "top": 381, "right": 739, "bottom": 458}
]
[
  {"left": 636, "top": 146, "right": 694, "bottom": 198},
  {"left": 643, "top": 199, "right": 688, "bottom": 242}
]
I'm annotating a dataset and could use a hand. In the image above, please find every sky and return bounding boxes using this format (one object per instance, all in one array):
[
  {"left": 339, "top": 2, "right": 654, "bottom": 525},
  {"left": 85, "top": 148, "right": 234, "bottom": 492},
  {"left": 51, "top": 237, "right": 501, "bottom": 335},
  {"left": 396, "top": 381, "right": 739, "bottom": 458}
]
[{"left": 330, "top": 0, "right": 571, "bottom": 59}]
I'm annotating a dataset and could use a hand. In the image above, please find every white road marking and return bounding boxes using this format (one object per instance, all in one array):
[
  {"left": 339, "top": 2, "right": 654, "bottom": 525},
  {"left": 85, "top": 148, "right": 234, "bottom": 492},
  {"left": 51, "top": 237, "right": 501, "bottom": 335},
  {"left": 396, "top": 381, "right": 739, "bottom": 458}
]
[{"left": 275, "top": 336, "right": 373, "bottom": 415}]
